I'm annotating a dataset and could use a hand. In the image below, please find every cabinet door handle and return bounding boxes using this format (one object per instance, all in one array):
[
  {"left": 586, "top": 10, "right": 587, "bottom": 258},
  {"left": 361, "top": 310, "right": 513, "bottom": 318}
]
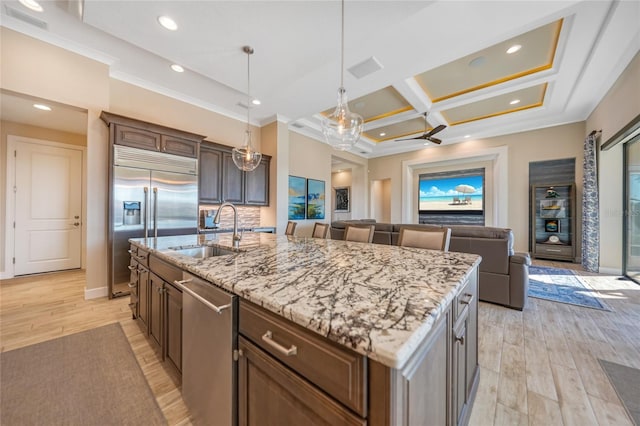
[
  {"left": 455, "top": 334, "right": 465, "bottom": 345},
  {"left": 262, "top": 331, "right": 297, "bottom": 357},
  {"left": 127, "top": 265, "right": 136, "bottom": 271},
  {"left": 128, "top": 282, "right": 137, "bottom": 288},
  {"left": 460, "top": 293, "right": 474, "bottom": 305}
]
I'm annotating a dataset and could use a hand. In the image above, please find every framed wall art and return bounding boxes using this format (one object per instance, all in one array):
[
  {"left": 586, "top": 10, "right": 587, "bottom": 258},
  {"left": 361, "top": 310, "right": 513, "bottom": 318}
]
[
  {"left": 306, "top": 179, "right": 325, "bottom": 220},
  {"left": 288, "top": 175, "right": 306, "bottom": 220},
  {"left": 334, "top": 186, "right": 350, "bottom": 212}
]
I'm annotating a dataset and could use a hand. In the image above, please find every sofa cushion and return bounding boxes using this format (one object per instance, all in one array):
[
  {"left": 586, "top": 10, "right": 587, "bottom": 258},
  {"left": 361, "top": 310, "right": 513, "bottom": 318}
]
[
  {"left": 449, "top": 225, "right": 514, "bottom": 255},
  {"left": 449, "top": 237, "right": 510, "bottom": 274}
]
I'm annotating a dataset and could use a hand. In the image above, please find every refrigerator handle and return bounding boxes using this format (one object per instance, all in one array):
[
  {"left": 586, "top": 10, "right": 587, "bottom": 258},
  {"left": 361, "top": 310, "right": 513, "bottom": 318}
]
[
  {"left": 153, "top": 187, "right": 158, "bottom": 238},
  {"left": 144, "top": 187, "right": 149, "bottom": 238}
]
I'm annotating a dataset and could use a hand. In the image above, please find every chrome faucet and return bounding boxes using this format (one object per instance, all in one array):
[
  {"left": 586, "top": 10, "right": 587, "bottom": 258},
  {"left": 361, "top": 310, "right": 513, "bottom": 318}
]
[{"left": 214, "top": 202, "right": 241, "bottom": 249}]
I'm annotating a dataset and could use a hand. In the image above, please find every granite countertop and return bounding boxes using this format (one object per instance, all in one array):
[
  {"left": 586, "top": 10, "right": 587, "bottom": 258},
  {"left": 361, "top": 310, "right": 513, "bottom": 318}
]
[{"left": 130, "top": 233, "right": 481, "bottom": 369}]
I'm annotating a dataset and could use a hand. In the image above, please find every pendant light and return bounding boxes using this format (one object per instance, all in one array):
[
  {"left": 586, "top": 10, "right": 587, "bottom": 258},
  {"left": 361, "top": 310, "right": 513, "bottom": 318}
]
[
  {"left": 321, "top": 0, "right": 363, "bottom": 151},
  {"left": 232, "top": 46, "right": 262, "bottom": 172}
]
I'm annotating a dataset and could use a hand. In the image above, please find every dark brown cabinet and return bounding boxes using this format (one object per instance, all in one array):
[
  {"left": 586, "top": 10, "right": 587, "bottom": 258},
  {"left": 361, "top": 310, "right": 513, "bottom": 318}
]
[
  {"left": 244, "top": 158, "right": 270, "bottom": 205},
  {"left": 149, "top": 272, "right": 164, "bottom": 349},
  {"left": 100, "top": 111, "right": 204, "bottom": 159},
  {"left": 129, "top": 245, "right": 149, "bottom": 330},
  {"left": 199, "top": 145, "right": 223, "bottom": 204},
  {"left": 132, "top": 252, "right": 183, "bottom": 376},
  {"left": 222, "top": 151, "right": 245, "bottom": 204},
  {"left": 165, "top": 282, "right": 183, "bottom": 373},
  {"left": 238, "top": 336, "right": 365, "bottom": 426},
  {"left": 198, "top": 142, "right": 270, "bottom": 206}
]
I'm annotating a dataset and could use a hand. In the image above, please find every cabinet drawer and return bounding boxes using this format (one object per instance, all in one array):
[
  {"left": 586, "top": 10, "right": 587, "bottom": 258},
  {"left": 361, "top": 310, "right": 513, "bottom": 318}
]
[
  {"left": 455, "top": 276, "right": 477, "bottom": 322},
  {"left": 239, "top": 301, "right": 367, "bottom": 416},
  {"left": 149, "top": 254, "right": 182, "bottom": 284},
  {"left": 535, "top": 244, "right": 573, "bottom": 257}
]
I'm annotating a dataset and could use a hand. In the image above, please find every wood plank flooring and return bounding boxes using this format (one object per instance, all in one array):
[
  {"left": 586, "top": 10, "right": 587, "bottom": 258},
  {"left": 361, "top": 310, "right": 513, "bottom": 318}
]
[
  {"left": 1, "top": 260, "right": 638, "bottom": 425},
  {"left": 0, "top": 270, "right": 193, "bottom": 425}
]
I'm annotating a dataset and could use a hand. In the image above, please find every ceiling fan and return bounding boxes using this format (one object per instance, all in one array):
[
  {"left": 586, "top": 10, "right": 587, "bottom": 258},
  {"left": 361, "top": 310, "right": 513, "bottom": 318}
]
[{"left": 396, "top": 112, "right": 446, "bottom": 144}]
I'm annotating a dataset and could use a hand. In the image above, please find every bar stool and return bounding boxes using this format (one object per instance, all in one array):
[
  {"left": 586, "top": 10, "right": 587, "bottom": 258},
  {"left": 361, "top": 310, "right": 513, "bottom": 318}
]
[
  {"left": 285, "top": 221, "right": 297, "bottom": 236},
  {"left": 343, "top": 224, "right": 375, "bottom": 243},
  {"left": 397, "top": 226, "right": 451, "bottom": 251},
  {"left": 311, "top": 222, "right": 329, "bottom": 238}
]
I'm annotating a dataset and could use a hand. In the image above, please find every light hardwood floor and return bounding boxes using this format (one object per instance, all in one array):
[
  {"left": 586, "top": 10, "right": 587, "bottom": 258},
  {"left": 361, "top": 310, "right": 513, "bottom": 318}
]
[{"left": 1, "top": 261, "right": 639, "bottom": 426}]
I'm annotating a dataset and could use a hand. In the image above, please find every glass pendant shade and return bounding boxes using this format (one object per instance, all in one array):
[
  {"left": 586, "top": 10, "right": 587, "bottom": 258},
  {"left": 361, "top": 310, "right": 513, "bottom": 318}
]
[
  {"left": 322, "top": 87, "right": 363, "bottom": 151},
  {"left": 321, "top": 0, "right": 363, "bottom": 151},
  {"left": 232, "top": 130, "right": 262, "bottom": 171}
]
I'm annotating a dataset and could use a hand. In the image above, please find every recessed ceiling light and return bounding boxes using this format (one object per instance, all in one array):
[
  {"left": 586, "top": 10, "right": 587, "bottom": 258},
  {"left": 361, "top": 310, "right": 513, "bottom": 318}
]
[
  {"left": 158, "top": 15, "right": 178, "bottom": 31},
  {"left": 170, "top": 64, "right": 184, "bottom": 73},
  {"left": 33, "top": 103, "right": 51, "bottom": 111},
  {"left": 510, "top": 99, "right": 521, "bottom": 105},
  {"left": 19, "top": 0, "right": 43, "bottom": 12},
  {"left": 379, "top": 132, "right": 386, "bottom": 137},
  {"left": 251, "top": 99, "right": 261, "bottom": 106},
  {"left": 506, "top": 44, "right": 522, "bottom": 54},
  {"left": 464, "top": 135, "right": 471, "bottom": 138}
]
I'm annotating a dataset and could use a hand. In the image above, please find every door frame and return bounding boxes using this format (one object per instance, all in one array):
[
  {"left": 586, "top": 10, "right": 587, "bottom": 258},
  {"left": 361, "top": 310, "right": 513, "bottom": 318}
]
[{"left": 3, "top": 135, "right": 87, "bottom": 279}]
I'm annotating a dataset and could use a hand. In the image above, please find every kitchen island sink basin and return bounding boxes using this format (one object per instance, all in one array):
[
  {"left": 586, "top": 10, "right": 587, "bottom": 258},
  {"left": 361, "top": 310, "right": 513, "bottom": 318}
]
[{"left": 170, "top": 245, "right": 236, "bottom": 259}]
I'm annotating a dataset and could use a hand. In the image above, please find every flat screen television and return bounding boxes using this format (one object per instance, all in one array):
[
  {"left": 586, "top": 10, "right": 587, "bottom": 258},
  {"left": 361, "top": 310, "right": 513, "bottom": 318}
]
[{"left": 419, "top": 172, "right": 484, "bottom": 215}]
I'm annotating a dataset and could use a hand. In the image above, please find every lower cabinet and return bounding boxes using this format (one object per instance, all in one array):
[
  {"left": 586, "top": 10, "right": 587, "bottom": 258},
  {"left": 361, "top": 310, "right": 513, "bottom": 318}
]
[
  {"left": 165, "top": 282, "right": 183, "bottom": 373},
  {"left": 132, "top": 252, "right": 183, "bottom": 376},
  {"left": 238, "top": 336, "right": 365, "bottom": 426}
]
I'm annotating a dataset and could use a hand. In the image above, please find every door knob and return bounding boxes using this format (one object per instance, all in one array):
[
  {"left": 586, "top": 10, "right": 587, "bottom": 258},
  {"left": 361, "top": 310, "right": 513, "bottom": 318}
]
[
  {"left": 74, "top": 215, "right": 80, "bottom": 219},
  {"left": 70, "top": 222, "right": 80, "bottom": 227}
]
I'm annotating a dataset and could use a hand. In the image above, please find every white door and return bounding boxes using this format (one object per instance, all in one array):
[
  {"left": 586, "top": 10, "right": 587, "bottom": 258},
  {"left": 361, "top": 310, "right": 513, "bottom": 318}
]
[{"left": 12, "top": 140, "right": 83, "bottom": 275}]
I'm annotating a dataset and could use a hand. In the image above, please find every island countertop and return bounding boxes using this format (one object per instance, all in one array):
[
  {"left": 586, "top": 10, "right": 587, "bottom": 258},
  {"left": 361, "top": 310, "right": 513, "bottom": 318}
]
[{"left": 130, "top": 232, "right": 481, "bottom": 369}]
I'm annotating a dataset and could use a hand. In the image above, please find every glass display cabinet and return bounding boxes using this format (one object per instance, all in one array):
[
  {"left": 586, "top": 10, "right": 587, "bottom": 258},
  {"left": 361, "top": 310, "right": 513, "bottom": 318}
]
[{"left": 530, "top": 183, "right": 577, "bottom": 261}]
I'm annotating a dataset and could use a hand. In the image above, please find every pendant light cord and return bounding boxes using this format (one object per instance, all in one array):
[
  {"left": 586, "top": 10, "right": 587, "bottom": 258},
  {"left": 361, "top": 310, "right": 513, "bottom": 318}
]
[
  {"left": 340, "top": 0, "right": 345, "bottom": 89},
  {"left": 246, "top": 49, "right": 251, "bottom": 135}
]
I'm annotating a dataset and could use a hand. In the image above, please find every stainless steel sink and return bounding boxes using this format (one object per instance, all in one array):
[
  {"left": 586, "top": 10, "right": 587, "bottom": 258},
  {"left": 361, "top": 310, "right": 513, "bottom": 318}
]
[{"left": 170, "top": 245, "right": 236, "bottom": 259}]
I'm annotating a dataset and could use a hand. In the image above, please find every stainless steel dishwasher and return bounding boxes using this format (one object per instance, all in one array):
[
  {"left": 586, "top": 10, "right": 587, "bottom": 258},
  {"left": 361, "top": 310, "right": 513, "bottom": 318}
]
[{"left": 174, "top": 272, "right": 237, "bottom": 426}]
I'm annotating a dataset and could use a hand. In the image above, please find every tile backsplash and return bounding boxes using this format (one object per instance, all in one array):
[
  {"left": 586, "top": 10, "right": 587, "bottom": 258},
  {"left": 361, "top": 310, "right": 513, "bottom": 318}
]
[{"left": 199, "top": 205, "right": 261, "bottom": 229}]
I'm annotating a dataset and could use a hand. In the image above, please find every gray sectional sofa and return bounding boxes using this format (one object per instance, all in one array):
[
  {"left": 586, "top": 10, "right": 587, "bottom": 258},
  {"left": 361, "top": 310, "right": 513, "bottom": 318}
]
[{"left": 330, "top": 220, "right": 531, "bottom": 310}]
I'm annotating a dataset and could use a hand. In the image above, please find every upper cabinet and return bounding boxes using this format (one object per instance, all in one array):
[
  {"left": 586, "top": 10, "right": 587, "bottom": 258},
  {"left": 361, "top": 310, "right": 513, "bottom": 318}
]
[
  {"left": 100, "top": 111, "right": 205, "bottom": 158},
  {"left": 199, "top": 141, "right": 270, "bottom": 206}
]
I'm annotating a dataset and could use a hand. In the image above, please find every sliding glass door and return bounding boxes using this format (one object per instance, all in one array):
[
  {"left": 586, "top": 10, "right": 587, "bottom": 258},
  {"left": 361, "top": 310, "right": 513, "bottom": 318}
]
[{"left": 624, "top": 137, "right": 640, "bottom": 283}]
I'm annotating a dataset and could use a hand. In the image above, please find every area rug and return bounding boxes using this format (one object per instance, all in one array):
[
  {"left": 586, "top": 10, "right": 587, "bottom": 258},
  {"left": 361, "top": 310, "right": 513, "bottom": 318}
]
[
  {"left": 599, "top": 359, "right": 640, "bottom": 425},
  {"left": 528, "top": 265, "right": 609, "bottom": 310},
  {"left": 0, "top": 323, "right": 166, "bottom": 425}
]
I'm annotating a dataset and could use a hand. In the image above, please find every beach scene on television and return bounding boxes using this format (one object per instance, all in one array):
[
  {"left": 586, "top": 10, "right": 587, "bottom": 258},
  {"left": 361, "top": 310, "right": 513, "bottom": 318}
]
[{"left": 419, "top": 175, "right": 483, "bottom": 211}]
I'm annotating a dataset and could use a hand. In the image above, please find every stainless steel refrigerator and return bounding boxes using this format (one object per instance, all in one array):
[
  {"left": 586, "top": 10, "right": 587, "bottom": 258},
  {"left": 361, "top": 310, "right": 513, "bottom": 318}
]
[{"left": 110, "top": 145, "right": 198, "bottom": 297}]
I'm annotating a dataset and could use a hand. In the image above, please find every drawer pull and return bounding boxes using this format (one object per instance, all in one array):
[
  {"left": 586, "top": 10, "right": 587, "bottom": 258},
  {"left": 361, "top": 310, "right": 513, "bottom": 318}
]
[
  {"left": 460, "top": 293, "right": 474, "bottom": 305},
  {"left": 128, "top": 282, "right": 136, "bottom": 288},
  {"left": 546, "top": 248, "right": 561, "bottom": 252},
  {"left": 262, "top": 331, "right": 297, "bottom": 356},
  {"left": 127, "top": 265, "right": 136, "bottom": 271},
  {"left": 455, "top": 334, "right": 465, "bottom": 345}
]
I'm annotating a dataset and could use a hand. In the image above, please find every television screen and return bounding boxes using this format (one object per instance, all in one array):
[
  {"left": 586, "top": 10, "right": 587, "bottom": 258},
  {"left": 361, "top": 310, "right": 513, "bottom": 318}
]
[{"left": 419, "top": 174, "right": 484, "bottom": 213}]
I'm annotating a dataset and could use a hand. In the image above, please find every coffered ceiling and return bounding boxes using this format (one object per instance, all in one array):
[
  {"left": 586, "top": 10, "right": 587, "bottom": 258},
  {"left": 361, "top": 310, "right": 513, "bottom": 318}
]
[{"left": 1, "top": 1, "right": 638, "bottom": 158}]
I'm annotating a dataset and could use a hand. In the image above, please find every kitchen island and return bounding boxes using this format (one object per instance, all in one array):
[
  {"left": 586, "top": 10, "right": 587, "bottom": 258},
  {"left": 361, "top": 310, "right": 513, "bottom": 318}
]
[{"left": 129, "top": 232, "right": 481, "bottom": 425}]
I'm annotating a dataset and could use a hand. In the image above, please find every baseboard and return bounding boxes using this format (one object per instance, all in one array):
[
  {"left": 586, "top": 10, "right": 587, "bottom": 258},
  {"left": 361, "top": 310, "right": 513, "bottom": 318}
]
[
  {"left": 85, "top": 286, "right": 108, "bottom": 300},
  {"left": 599, "top": 266, "right": 622, "bottom": 276}
]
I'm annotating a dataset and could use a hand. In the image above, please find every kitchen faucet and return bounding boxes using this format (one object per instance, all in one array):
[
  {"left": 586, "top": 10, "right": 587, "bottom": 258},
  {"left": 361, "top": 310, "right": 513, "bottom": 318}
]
[{"left": 214, "top": 202, "right": 241, "bottom": 249}]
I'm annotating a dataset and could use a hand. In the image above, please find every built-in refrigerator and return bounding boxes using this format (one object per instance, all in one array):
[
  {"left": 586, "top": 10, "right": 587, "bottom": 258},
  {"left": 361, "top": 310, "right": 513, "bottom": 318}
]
[{"left": 110, "top": 145, "right": 198, "bottom": 297}]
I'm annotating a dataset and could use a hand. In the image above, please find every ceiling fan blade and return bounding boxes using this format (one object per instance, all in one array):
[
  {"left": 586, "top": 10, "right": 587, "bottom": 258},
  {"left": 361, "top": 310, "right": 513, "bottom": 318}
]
[
  {"left": 425, "top": 124, "right": 446, "bottom": 137},
  {"left": 426, "top": 136, "right": 442, "bottom": 144},
  {"left": 395, "top": 136, "right": 423, "bottom": 141}
]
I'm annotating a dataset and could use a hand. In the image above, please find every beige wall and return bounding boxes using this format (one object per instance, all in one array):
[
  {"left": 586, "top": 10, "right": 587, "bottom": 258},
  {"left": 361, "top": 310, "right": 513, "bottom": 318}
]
[
  {"left": 369, "top": 123, "right": 586, "bottom": 253},
  {"left": 370, "top": 179, "right": 391, "bottom": 223},
  {"left": 587, "top": 51, "right": 640, "bottom": 273}
]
